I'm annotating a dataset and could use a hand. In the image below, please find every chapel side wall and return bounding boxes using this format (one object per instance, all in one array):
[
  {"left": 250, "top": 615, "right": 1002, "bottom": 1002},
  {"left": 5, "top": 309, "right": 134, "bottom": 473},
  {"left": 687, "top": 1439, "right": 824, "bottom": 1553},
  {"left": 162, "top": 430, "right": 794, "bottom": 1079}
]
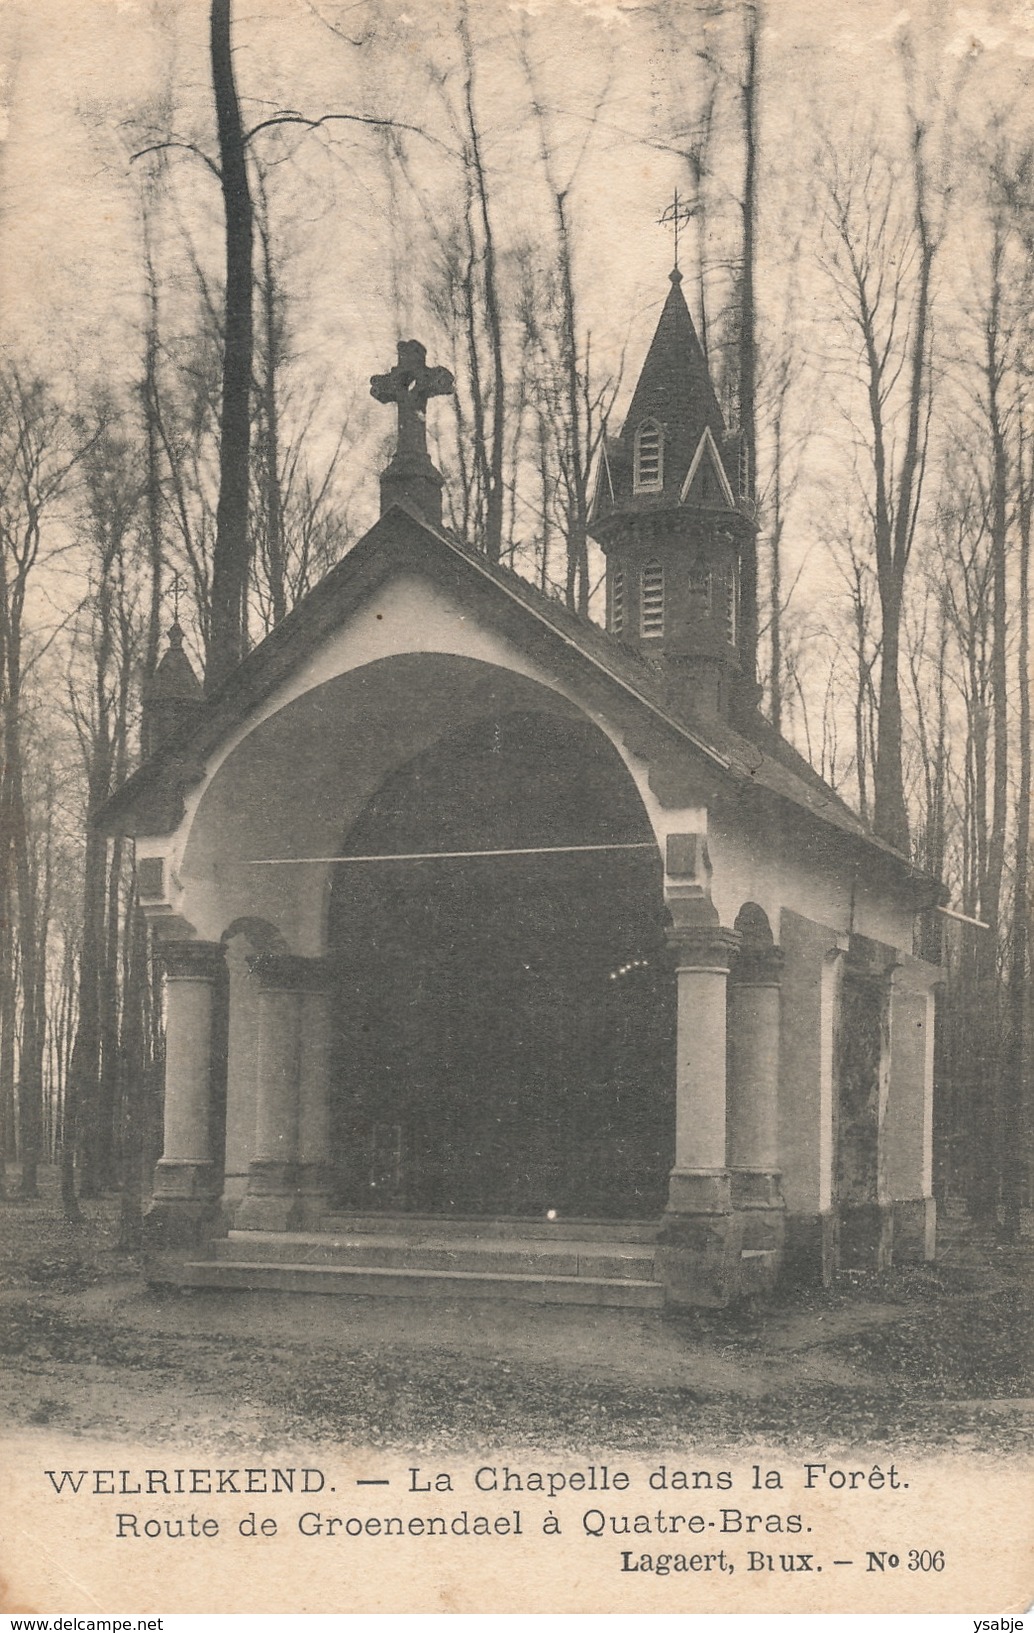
[
  {"left": 707, "top": 813, "right": 916, "bottom": 957},
  {"left": 883, "top": 958, "right": 938, "bottom": 1260}
]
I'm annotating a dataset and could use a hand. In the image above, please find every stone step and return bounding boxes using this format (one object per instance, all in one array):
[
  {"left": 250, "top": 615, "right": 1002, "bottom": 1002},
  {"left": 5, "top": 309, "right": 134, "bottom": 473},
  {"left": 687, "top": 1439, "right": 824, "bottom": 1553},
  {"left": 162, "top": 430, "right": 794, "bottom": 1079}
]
[
  {"left": 217, "top": 1230, "right": 657, "bottom": 1282},
  {"left": 319, "top": 1213, "right": 660, "bottom": 1244},
  {"left": 177, "top": 1258, "right": 665, "bottom": 1308}
]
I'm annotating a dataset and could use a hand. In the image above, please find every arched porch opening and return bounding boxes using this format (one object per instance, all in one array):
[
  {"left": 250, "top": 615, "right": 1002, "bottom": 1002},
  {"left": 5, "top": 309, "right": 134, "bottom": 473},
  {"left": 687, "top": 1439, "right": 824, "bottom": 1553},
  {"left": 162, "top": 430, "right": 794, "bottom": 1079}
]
[{"left": 328, "top": 708, "right": 674, "bottom": 1219}]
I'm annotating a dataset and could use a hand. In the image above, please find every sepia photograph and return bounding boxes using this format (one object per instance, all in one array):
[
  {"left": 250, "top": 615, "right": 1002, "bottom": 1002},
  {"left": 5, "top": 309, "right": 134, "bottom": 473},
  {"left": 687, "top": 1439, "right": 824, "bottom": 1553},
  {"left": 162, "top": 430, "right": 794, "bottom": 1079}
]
[{"left": 0, "top": 0, "right": 1031, "bottom": 1614}]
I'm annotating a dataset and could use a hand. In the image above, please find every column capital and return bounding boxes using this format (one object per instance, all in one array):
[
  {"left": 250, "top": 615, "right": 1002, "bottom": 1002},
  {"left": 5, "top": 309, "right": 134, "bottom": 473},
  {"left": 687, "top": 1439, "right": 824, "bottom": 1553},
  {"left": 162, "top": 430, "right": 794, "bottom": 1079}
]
[
  {"left": 250, "top": 952, "right": 331, "bottom": 993},
  {"left": 159, "top": 939, "right": 224, "bottom": 981},
  {"left": 666, "top": 923, "right": 740, "bottom": 972},
  {"left": 890, "top": 955, "right": 942, "bottom": 999},
  {"left": 732, "top": 943, "right": 784, "bottom": 987}
]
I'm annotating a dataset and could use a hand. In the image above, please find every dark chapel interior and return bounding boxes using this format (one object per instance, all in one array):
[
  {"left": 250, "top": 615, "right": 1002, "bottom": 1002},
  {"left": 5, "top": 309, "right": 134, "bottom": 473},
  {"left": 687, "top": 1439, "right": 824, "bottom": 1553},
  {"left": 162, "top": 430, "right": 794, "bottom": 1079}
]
[{"left": 327, "top": 710, "right": 675, "bottom": 1218}]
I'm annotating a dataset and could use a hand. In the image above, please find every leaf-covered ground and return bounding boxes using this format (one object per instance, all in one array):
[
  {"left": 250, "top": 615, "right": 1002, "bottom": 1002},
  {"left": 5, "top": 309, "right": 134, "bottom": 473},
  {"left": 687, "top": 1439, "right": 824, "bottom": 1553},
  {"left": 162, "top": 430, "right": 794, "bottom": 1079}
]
[{"left": 1, "top": 1173, "right": 1031, "bottom": 1456}]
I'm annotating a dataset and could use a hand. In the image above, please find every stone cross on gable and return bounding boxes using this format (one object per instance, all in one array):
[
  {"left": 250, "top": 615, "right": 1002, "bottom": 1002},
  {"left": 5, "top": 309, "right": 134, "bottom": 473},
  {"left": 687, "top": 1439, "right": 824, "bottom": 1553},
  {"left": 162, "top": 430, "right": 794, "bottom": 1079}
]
[
  {"left": 370, "top": 340, "right": 454, "bottom": 525},
  {"left": 371, "top": 339, "right": 454, "bottom": 467}
]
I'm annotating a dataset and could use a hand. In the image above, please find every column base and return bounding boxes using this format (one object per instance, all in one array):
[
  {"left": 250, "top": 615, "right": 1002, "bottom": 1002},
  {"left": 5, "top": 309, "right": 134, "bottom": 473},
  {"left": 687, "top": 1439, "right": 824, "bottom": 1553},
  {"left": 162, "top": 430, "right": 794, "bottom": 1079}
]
[
  {"left": 235, "top": 1195, "right": 305, "bottom": 1231},
  {"left": 144, "top": 1161, "right": 223, "bottom": 1250},
  {"left": 783, "top": 1211, "right": 838, "bottom": 1288},
  {"left": 731, "top": 1169, "right": 783, "bottom": 1210},
  {"left": 220, "top": 1173, "right": 250, "bottom": 1206},
  {"left": 656, "top": 1208, "right": 744, "bottom": 1308},
  {"left": 151, "top": 1158, "right": 219, "bottom": 1202},
  {"left": 235, "top": 1160, "right": 304, "bottom": 1232},
  {"left": 217, "top": 1174, "right": 249, "bottom": 1231},
  {"left": 892, "top": 1197, "right": 936, "bottom": 1261},
  {"left": 665, "top": 1168, "right": 731, "bottom": 1214},
  {"left": 294, "top": 1163, "right": 333, "bottom": 1228},
  {"left": 730, "top": 1170, "right": 785, "bottom": 1265}
]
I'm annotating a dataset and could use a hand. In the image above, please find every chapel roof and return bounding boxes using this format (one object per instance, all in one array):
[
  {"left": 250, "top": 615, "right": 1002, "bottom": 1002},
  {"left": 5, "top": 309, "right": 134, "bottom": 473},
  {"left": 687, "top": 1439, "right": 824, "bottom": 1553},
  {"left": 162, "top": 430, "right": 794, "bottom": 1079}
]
[{"left": 100, "top": 503, "right": 940, "bottom": 902}]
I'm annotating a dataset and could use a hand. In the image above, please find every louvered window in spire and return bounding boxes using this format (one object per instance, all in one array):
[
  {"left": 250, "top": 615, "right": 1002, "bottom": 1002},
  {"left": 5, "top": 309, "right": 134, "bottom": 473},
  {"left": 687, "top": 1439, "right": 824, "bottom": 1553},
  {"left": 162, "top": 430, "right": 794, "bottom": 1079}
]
[
  {"left": 611, "top": 568, "right": 625, "bottom": 634},
  {"left": 634, "top": 420, "right": 663, "bottom": 493},
  {"left": 724, "top": 564, "right": 738, "bottom": 644},
  {"left": 641, "top": 560, "right": 664, "bottom": 637}
]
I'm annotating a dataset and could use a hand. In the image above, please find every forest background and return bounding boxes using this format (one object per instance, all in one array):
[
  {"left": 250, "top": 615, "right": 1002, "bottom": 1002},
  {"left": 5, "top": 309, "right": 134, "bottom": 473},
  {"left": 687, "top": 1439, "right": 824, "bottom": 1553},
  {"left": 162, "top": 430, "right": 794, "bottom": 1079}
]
[{"left": 0, "top": 0, "right": 1029, "bottom": 1237}]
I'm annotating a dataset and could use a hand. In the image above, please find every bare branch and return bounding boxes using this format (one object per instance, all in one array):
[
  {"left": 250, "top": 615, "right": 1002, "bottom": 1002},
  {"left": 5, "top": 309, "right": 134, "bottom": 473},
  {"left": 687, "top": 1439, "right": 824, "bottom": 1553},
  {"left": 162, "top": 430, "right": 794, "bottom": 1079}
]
[{"left": 130, "top": 140, "right": 222, "bottom": 181}]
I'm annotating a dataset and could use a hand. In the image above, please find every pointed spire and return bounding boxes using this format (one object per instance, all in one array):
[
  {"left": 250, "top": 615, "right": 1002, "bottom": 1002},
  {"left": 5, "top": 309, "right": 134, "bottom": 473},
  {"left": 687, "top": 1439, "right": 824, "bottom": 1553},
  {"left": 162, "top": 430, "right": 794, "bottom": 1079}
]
[
  {"left": 588, "top": 264, "right": 761, "bottom": 722},
  {"left": 142, "top": 621, "right": 203, "bottom": 759},
  {"left": 620, "top": 271, "right": 727, "bottom": 500}
]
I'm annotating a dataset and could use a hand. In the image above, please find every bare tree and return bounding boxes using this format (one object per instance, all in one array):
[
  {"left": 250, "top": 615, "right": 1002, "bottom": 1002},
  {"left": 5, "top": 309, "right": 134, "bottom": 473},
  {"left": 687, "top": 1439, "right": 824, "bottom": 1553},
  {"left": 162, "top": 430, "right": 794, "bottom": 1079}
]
[
  {"left": 205, "top": 0, "right": 254, "bottom": 692},
  {"left": 400, "top": 10, "right": 509, "bottom": 561},
  {"left": 818, "top": 91, "right": 946, "bottom": 850},
  {"left": 1002, "top": 405, "right": 1031, "bottom": 1236},
  {"left": 457, "top": 2, "right": 504, "bottom": 563},
  {"left": 736, "top": 0, "right": 761, "bottom": 672},
  {"left": 0, "top": 364, "right": 95, "bottom": 1196},
  {"left": 755, "top": 292, "right": 808, "bottom": 735},
  {"left": 248, "top": 169, "right": 358, "bottom": 636},
  {"left": 135, "top": 0, "right": 440, "bottom": 676},
  {"left": 519, "top": 43, "right": 622, "bottom": 614},
  {"left": 65, "top": 400, "right": 144, "bottom": 1208}
]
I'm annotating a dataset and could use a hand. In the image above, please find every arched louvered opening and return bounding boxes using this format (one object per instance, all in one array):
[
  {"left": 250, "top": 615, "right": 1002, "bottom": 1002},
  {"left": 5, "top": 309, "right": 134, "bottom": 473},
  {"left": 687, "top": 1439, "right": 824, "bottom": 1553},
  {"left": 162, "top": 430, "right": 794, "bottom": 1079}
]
[
  {"left": 634, "top": 419, "right": 663, "bottom": 492},
  {"left": 723, "top": 564, "right": 738, "bottom": 644}
]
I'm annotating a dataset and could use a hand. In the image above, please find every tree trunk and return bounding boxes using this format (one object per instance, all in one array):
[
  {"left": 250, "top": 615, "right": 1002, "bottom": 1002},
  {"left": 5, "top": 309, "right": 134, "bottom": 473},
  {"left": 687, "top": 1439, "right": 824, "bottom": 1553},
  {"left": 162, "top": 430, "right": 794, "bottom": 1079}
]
[
  {"left": 985, "top": 225, "right": 1009, "bottom": 930},
  {"left": 1001, "top": 423, "right": 1031, "bottom": 1238},
  {"left": 553, "top": 192, "right": 589, "bottom": 617},
  {"left": 117, "top": 898, "right": 150, "bottom": 1252},
  {"left": 737, "top": 0, "right": 760, "bottom": 680},
  {"left": 873, "top": 569, "right": 909, "bottom": 851},
  {"left": 0, "top": 876, "right": 12, "bottom": 1193},
  {"left": 768, "top": 414, "right": 783, "bottom": 735},
  {"left": 68, "top": 795, "right": 107, "bottom": 1207},
  {"left": 141, "top": 199, "right": 165, "bottom": 685},
  {"left": 8, "top": 735, "right": 43, "bottom": 1197},
  {"left": 460, "top": 4, "right": 504, "bottom": 564},
  {"left": 257, "top": 206, "right": 287, "bottom": 628},
  {"left": 206, "top": 0, "right": 254, "bottom": 693}
]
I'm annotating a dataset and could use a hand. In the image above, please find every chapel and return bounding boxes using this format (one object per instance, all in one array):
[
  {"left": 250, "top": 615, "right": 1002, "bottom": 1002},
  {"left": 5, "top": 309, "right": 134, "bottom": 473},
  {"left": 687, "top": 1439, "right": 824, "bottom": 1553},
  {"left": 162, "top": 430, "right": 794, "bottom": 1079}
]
[{"left": 103, "top": 269, "right": 944, "bottom": 1307}]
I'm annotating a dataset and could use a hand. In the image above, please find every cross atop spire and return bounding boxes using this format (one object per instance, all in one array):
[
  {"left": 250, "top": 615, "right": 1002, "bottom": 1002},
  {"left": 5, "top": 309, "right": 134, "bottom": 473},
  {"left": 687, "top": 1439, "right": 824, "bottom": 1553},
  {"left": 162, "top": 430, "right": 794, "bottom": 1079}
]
[
  {"left": 169, "top": 567, "right": 187, "bottom": 623},
  {"left": 658, "top": 188, "right": 698, "bottom": 275}
]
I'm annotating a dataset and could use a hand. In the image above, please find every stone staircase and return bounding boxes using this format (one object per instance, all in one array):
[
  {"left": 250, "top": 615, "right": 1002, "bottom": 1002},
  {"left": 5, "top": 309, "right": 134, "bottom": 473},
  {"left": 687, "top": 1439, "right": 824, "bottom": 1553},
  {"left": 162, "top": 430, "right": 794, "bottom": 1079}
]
[{"left": 173, "top": 1213, "right": 666, "bottom": 1308}]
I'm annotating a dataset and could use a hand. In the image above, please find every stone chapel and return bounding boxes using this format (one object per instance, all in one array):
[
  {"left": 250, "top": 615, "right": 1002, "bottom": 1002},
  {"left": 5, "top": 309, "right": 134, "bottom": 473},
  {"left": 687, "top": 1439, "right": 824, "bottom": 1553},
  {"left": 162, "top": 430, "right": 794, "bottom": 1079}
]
[{"left": 103, "top": 270, "right": 944, "bottom": 1308}]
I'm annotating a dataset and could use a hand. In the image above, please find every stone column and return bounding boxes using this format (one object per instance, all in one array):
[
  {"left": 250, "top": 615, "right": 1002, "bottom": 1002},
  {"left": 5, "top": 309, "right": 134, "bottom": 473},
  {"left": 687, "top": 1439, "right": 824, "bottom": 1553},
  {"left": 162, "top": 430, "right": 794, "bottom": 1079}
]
[
  {"left": 656, "top": 907, "right": 743, "bottom": 1306},
  {"left": 221, "top": 936, "right": 262, "bottom": 1212},
  {"left": 147, "top": 939, "right": 225, "bottom": 1246},
  {"left": 297, "top": 964, "right": 334, "bottom": 1227},
  {"left": 728, "top": 939, "right": 784, "bottom": 1200},
  {"left": 728, "top": 935, "right": 785, "bottom": 1273},
  {"left": 237, "top": 953, "right": 322, "bottom": 1232}
]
